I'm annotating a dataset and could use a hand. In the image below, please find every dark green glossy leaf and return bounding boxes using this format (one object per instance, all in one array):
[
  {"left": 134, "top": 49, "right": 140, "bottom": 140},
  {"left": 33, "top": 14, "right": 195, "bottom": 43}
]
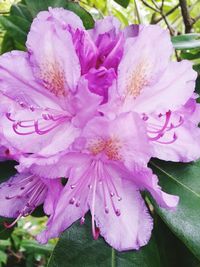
[
  {"left": 172, "top": 33, "right": 200, "bottom": 50},
  {"left": 154, "top": 215, "right": 200, "bottom": 267},
  {"left": 24, "top": 0, "right": 67, "bottom": 18},
  {"left": 0, "top": 15, "right": 30, "bottom": 44},
  {"left": 31, "top": 205, "right": 45, "bottom": 218},
  {"left": 1, "top": 33, "right": 15, "bottom": 53},
  {"left": 0, "top": 161, "right": 17, "bottom": 239},
  {"left": 150, "top": 159, "right": 200, "bottom": 260},
  {"left": 10, "top": 3, "right": 32, "bottom": 22},
  {"left": 0, "top": 160, "right": 17, "bottom": 182},
  {"left": 114, "top": 0, "right": 130, "bottom": 8},
  {"left": 48, "top": 215, "right": 161, "bottom": 267},
  {"left": 65, "top": 2, "right": 94, "bottom": 29}
]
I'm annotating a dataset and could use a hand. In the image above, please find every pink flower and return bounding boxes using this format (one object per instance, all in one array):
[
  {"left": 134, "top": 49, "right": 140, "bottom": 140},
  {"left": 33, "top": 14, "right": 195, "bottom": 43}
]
[
  {"left": 0, "top": 172, "right": 62, "bottom": 227},
  {"left": 37, "top": 113, "right": 178, "bottom": 251},
  {"left": 101, "top": 25, "right": 200, "bottom": 162},
  {"left": 0, "top": 8, "right": 101, "bottom": 160}
]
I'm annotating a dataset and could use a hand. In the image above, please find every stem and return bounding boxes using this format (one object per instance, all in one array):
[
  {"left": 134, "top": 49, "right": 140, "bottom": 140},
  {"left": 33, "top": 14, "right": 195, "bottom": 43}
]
[
  {"left": 154, "top": 4, "right": 179, "bottom": 23},
  {"left": 111, "top": 248, "right": 115, "bottom": 267},
  {"left": 134, "top": 0, "right": 141, "bottom": 24},
  {"left": 179, "top": 0, "right": 194, "bottom": 33}
]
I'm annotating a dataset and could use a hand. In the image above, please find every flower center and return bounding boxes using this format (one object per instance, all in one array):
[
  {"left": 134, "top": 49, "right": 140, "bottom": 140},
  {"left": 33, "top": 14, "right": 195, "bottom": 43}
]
[
  {"left": 127, "top": 59, "right": 151, "bottom": 98},
  {"left": 88, "top": 138, "right": 122, "bottom": 160},
  {"left": 39, "top": 60, "right": 66, "bottom": 97}
]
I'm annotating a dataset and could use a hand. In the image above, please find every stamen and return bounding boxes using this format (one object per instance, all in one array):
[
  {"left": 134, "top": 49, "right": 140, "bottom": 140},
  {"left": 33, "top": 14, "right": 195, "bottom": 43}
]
[
  {"left": 6, "top": 112, "right": 69, "bottom": 136},
  {"left": 147, "top": 111, "right": 181, "bottom": 145},
  {"left": 4, "top": 214, "right": 22, "bottom": 229}
]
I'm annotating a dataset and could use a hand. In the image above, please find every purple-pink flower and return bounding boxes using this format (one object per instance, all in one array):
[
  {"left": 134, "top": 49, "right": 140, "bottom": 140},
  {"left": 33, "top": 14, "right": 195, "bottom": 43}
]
[{"left": 0, "top": 7, "right": 199, "bottom": 251}]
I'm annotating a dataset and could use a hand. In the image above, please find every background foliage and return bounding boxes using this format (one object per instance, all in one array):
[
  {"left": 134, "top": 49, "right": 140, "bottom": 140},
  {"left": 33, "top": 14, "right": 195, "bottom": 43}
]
[{"left": 0, "top": 0, "right": 200, "bottom": 266}]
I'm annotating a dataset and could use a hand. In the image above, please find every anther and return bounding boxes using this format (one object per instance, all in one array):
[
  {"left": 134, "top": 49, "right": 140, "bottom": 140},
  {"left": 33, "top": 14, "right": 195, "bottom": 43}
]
[
  {"left": 69, "top": 198, "right": 75, "bottom": 204},
  {"left": 115, "top": 209, "right": 121, "bottom": 216}
]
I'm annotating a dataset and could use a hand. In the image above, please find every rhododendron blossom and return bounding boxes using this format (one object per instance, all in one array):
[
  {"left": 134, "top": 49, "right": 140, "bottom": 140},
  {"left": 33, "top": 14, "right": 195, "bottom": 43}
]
[
  {"left": 37, "top": 113, "right": 178, "bottom": 250},
  {"left": 101, "top": 25, "right": 200, "bottom": 162},
  {"left": 0, "top": 7, "right": 199, "bottom": 252}
]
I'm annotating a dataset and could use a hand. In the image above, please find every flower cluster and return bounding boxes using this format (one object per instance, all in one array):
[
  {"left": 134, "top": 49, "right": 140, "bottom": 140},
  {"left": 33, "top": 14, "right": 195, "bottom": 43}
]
[{"left": 0, "top": 7, "right": 199, "bottom": 251}]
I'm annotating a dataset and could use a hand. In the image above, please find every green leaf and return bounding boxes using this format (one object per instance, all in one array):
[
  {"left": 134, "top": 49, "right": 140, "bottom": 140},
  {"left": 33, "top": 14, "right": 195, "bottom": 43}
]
[
  {"left": 172, "top": 33, "right": 200, "bottom": 50},
  {"left": 10, "top": 3, "right": 32, "bottom": 22},
  {"left": 1, "top": 33, "right": 15, "bottom": 53},
  {"left": 0, "top": 250, "right": 7, "bottom": 266},
  {"left": 154, "top": 215, "right": 200, "bottom": 267},
  {"left": 150, "top": 159, "right": 200, "bottom": 260},
  {"left": 48, "top": 215, "right": 161, "bottom": 267},
  {"left": 24, "top": 0, "right": 67, "bottom": 17},
  {"left": 65, "top": 2, "right": 94, "bottom": 29},
  {"left": 0, "top": 161, "right": 17, "bottom": 239},
  {"left": 0, "top": 15, "right": 30, "bottom": 45},
  {"left": 0, "top": 160, "right": 17, "bottom": 182},
  {"left": 114, "top": 0, "right": 130, "bottom": 8}
]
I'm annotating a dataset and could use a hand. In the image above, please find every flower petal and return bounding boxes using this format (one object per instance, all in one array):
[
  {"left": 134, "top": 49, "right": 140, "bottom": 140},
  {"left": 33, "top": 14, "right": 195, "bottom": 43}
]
[
  {"left": 93, "top": 164, "right": 153, "bottom": 251},
  {"left": 118, "top": 25, "right": 173, "bottom": 100},
  {"left": 37, "top": 158, "right": 91, "bottom": 244},
  {"left": 0, "top": 173, "right": 47, "bottom": 218},
  {"left": 132, "top": 166, "right": 179, "bottom": 209},
  {"left": 133, "top": 61, "right": 197, "bottom": 114},
  {"left": 0, "top": 51, "right": 60, "bottom": 109},
  {"left": 26, "top": 8, "right": 81, "bottom": 95},
  {"left": 43, "top": 178, "right": 63, "bottom": 215}
]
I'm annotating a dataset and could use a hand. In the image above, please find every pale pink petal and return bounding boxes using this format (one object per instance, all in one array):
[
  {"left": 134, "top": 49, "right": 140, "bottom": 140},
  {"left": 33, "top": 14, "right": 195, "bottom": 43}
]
[
  {"left": 1, "top": 107, "right": 79, "bottom": 155},
  {"left": 132, "top": 167, "right": 179, "bottom": 209},
  {"left": 70, "top": 78, "right": 102, "bottom": 128},
  {"left": 93, "top": 164, "right": 153, "bottom": 251},
  {"left": 118, "top": 25, "right": 173, "bottom": 100},
  {"left": 0, "top": 173, "right": 47, "bottom": 218},
  {"left": 133, "top": 61, "right": 197, "bottom": 114},
  {"left": 90, "top": 16, "right": 121, "bottom": 41},
  {"left": 0, "top": 51, "right": 60, "bottom": 109},
  {"left": 43, "top": 178, "right": 63, "bottom": 215},
  {"left": 81, "top": 112, "right": 152, "bottom": 168},
  {"left": 37, "top": 159, "right": 91, "bottom": 244},
  {"left": 36, "top": 7, "right": 84, "bottom": 29},
  {"left": 152, "top": 118, "right": 200, "bottom": 162},
  {"left": 27, "top": 9, "right": 81, "bottom": 95}
]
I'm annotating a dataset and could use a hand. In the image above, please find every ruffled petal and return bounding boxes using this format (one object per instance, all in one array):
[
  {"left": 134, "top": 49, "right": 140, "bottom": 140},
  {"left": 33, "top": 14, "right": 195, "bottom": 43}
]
[
  {"left": 26, "top": 8, "right": 81, "bottom": 96},
  {"left": 37, "top": 158, "right": 92, "bottom": 244},
  {"left": 93, "top": 164, "right": 153, "bottom": 251},
  {"left": 71, "top": 78, "right": 102, "bottom": 127},
  {"left": 132, "top": 166, "right": 179, "bottom": 209},
  {"left": 72, "top": 29, "right": 98, "bottom": 74},
  {"left": 133, "top": 61, "right": 197, "bottom": 114},
  {"left": 0, "top": 51, "right": 60, "bottom": 109},
  {"left": 118, "top": 25, "right": 173, "bottom": 100},
  {"left": 81, "top": 112, "right": 152, "bottom": 168}
]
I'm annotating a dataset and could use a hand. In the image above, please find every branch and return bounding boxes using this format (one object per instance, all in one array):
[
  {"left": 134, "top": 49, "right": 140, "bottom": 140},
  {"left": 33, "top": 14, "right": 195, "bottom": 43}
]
[
  {"left": 179, "top": 0, "right": 194, "bottom": 33},
  {"left": 140, "top": 0, "right": 159, "bottom": 13},
  {"left": 154, "top": 4, "right": 179, "bottom": 23},
  {"left": 193, "top": 14, "right": 200, "bottom": 25}
]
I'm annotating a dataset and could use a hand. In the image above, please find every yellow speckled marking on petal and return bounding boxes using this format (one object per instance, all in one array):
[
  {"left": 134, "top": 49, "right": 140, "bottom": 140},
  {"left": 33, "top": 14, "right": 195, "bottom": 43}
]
[
  {"left": 89, "top": 137, "right": 122, "bottom": 160},
  {"left": 39, "top": 60, "right": 66, "bottom": 97},
  {"left": 127, "top": 59, "right": 151, "bottom": 98}
]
